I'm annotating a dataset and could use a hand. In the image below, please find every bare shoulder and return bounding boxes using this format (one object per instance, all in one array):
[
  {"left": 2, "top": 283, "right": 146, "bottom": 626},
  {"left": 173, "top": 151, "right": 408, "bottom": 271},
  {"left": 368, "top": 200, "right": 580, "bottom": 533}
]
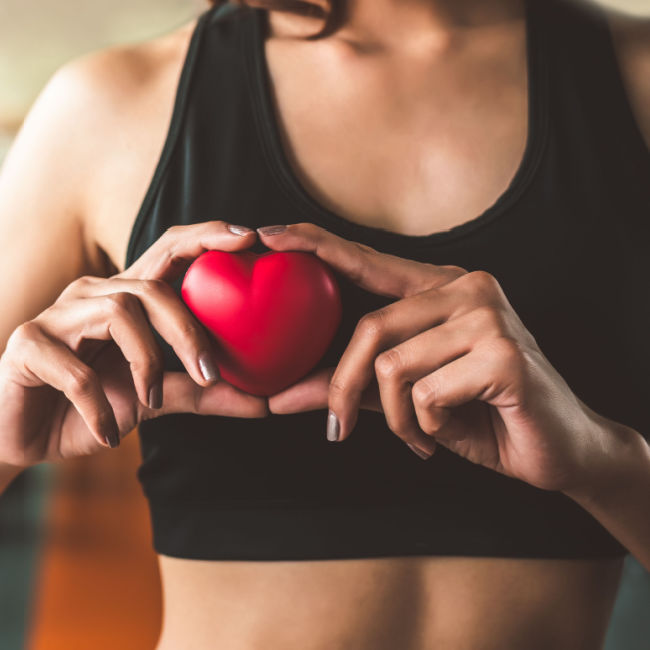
[
  {"left": 54, "top": 19, "right": 197, "bottom": 116},
  {"left": 0, "top": 18, "right": 199, "bottom": 341},
  {"left": 604, "top": 7, "right": 650, "bottom": 147},
  {"left": 39, "top": 18, "right": 199, "bottom": 271}
]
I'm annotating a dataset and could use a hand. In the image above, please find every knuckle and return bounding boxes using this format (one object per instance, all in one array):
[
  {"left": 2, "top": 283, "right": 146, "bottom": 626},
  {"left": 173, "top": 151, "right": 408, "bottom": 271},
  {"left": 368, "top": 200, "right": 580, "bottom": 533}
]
[
  {"left": 463, "top": 270, "right": 501, "bottom": 301},
  {"left": 293, "top": 222, "right": 319, "bottom": 237},
  {"left": 328, "top": 377, "right": 347, "bottom": 398},
  {"left": 353, "top": 240, "right": 377, "bottom": 256},
  {"left": 374, "top": 348, "right": 404, "bottom": 380},
  {"left": 67, "top": 365, "right": 97, "bottom": 396},
  {"left": 487, "top": 337, "right": 529, "bottom": 392},
  {"left": 488, "top": 336, "right": 525, "bottom": 368},
  {"left": 71, "top": 274, "right": 93, "bottom": 289},
  {"left": 196, "top": 220, "right": 226, "bottom": 236},
  {"left": 420, "top": 263, "right": 467, "bottom": 290},
  {"left": 59, "top": 275, "right": 92, "bottom": 299},
  {"left": 12, "top": 321, "right": 41, "bottom": 342},
  {"left": 471, "top": 305, "right": 505, "bottom": 336},
  {"left": 5, "top": 322, "right": 40, "bottom": 356},
  {"left": 442, "top": 264, "right": 468, "bottom": 278},
  {"left": 164, "top": 225, "right": 183, "bottom": 238},
  {"left": 347, "top": 257, "right": 367, "bottom": 286},
  {"left": 139, "top": 278, "right": 169, "bottom": 298},
  {"left": 356, "top": 310, "right": 388, "bottom": 341},
  {"left": 104, "top": 292, "right": 137, "bottom": 316},
  {"left": 411, "top": 377, "right": 435, "bottom": 408}
]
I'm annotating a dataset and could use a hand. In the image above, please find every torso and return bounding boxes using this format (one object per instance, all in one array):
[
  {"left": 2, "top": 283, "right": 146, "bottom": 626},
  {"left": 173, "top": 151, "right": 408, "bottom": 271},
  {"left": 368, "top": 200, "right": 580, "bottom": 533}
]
[
  {"left": 79, "top": 3, "right": 648, "bottom": 648},
  {"left": 157, "top": 555, "right": 622, "bottom": 650}
]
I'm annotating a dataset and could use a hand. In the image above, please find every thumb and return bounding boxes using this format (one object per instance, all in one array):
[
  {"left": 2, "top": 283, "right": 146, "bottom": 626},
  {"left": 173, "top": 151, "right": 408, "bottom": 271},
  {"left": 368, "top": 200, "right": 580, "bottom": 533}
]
[
  {"left": 268, "top": 367, "right": 383, "bottom": 415},
  {"left": 149, "top": 372, "right": 269, "bottom": 419}
]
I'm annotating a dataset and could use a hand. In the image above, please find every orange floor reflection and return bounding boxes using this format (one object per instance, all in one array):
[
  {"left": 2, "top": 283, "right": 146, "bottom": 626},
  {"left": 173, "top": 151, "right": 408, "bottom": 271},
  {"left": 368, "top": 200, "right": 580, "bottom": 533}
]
[{"left": 28, "top": 432, "right": 162, "bottom": 650}]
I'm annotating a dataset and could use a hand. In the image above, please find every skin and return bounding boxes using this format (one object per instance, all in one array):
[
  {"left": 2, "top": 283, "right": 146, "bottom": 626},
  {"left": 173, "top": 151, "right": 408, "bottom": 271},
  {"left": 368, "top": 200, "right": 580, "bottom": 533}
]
[{"left": 0, "top": 0, "right": 649, "bottom": 648}]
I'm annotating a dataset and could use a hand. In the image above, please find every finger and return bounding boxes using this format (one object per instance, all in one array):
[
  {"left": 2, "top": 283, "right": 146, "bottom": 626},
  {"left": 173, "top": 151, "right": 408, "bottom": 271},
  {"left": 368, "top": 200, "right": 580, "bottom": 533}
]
[
  {"left": 7, "top": 323, "right": 119, "bottom": 448},
  {"left": 323, "top": 291, "right": 489, "bottom": 443},
  {"left": 266, "top": 367, "right": 382, "bottom": 415},
  {"left": 68, "top": 278, "right": 221, "bottom": 389},
  {"left": 421, "top": 402, "right": 487, "bottom": 447},
  {"left": 39, "top": 295, "right": 164, "bottom": 410},
  {"left": 323, "top": 266, "right": 513, "bottom": 441},
  {"left": 375, "top": 326, "right": 456, "bottom": 453},
  {"left": 140, "top": 371, "right": 270, "bottom": 419},
  {"left": 375, "top": 370, "right": 438, "bottom": 458},
  {"left": 412, "top": 337, "right": 526, "bottom": 416},
  {"left": 374, "top": 303, "right": 508, "bottom": 437},
  {"left": 122, "top": 220, "right": 257, "bottom": 283},
  {"left": 256, "top": 222, "right": 465, "bottom": 298}
]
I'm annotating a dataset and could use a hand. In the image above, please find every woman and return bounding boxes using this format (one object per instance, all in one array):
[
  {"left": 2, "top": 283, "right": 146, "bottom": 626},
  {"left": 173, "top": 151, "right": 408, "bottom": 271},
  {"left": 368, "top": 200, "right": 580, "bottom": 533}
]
[{"left": 0, "top": 0, "right": 648, "bottom": 647}]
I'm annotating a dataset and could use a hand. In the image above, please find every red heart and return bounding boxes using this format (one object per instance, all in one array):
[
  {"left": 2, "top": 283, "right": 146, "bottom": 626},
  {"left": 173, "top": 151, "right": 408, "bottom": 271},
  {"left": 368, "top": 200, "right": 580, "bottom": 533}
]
[{"left": 181, "top": 250, "right": 342, "bottom": 396}]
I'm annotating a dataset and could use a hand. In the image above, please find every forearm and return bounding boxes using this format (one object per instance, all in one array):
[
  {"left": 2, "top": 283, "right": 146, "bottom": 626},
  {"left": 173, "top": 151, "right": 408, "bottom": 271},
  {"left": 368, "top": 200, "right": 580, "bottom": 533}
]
[
  {"left": 564, "top": 420, "right": 650, "bottom": 571},
  {"left": 0, "top": 461, "right": 23, "bottom": 494}
]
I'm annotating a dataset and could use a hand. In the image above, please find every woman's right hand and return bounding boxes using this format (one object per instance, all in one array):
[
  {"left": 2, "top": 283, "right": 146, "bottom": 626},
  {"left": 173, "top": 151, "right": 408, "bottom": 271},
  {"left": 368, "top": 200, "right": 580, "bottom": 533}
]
[{"left": 0, "top": 221, "right": 269, "bottom": 468}]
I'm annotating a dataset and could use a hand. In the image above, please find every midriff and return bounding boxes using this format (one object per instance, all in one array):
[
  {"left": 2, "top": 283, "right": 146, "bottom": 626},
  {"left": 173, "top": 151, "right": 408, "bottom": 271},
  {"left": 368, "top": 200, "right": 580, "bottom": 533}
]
[{"left": 155, "top": 554, "right": 623, "bottom": 650}]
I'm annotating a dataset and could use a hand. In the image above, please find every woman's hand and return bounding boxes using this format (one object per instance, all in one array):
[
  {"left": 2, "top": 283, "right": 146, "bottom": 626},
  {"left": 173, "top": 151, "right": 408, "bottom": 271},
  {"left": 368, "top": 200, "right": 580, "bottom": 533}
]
[
  {"left": 261, "top": 223, "right": 617, "bottom": 494},
  {"left": 0, "top": 221, "right": 268, "bottom": 467}
]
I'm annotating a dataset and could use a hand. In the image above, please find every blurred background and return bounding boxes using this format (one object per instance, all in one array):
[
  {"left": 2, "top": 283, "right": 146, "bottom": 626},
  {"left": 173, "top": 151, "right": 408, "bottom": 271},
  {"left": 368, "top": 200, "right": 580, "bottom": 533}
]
[{"left": 1, "top": 0, "right": 649, "bottom": 648}]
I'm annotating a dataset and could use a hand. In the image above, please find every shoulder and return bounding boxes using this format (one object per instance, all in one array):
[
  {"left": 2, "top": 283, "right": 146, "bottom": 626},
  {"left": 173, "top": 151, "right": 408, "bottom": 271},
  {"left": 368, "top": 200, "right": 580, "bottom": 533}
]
[
  {"left": 8, "top": 16, "right": 199, "bottom": 199},
  {"left": 34, "top": 18, "right": 198, "bottom": 149},
  {"left": 11, "top": 18, "right": 200, "bottom": 271},
  {"left": 603, "top": 6, "right": 650, "bottom": 147}
]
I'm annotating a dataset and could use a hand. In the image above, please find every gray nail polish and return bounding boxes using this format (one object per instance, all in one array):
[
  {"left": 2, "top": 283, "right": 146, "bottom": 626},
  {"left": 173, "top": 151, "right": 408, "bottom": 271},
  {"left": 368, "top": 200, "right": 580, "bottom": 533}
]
[
  {"left": 256, "top": 225, "right": 287, "bottom": 236},
  {"left": 227, "top": 224, "right": 253, "bottom": 236},
  {"left": 198, "top": 353, "right": 220, "bottom": 383},
  {"left": 149, "top": 382, "right": 163, "bottom": 410},
  {"left": 326, "top": 409, "right": 340, "bottom": 442},
  {"left": 104, "top": 425, "right": 120, "bottom": 449},
  {"left": 407, "top": 443, "right": 431, "bottom": 460}
]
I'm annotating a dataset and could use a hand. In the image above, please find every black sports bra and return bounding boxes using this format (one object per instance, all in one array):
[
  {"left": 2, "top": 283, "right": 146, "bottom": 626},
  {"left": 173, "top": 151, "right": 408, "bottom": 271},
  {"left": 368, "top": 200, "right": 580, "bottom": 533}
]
[{"left": 125, "top": 0, "right": 650, "bottom": 560}]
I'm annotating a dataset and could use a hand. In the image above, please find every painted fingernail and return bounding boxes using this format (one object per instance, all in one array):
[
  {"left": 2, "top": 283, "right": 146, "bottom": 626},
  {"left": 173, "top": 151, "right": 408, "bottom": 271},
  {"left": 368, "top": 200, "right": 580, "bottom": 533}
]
[
  {"left": 256, "top": 225, "right": 287, "bottom": 236},
  {"left": 407, "top": 443, "right": 431, "bottom": 460},
  {"left": 326, "top": 409, "right": 340, "bottom": 442},
  {"left": 104, "top": 424, "right": 120, "bottom": 449},
  {"left": 227, "top": 224, "right": 253, "bottom": 236},
  {"left": 148, "top": 381, "right": 163, "bottom": 410},
  {"left": 198, "top": 352, "right": 220, "bottom": 383}
]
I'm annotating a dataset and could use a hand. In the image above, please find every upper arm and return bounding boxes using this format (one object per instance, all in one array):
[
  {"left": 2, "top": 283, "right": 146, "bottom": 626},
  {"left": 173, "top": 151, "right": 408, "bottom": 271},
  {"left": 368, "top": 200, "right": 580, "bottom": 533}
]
[
  {"left": 0, "top": 24, "right": 194, "bottom": 351},
  {"left": 0, "top": 59, "right": 105, "bottom": 349},
  {"left": 607, "top": 12, "right": 650, "bottom": 148}
]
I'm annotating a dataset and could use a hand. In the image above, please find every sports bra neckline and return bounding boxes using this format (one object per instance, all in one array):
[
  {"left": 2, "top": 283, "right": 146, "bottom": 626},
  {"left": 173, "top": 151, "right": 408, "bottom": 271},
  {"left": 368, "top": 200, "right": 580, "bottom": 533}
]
[{"left": 242, "top": 0, "right": 550, "bottom": 251}]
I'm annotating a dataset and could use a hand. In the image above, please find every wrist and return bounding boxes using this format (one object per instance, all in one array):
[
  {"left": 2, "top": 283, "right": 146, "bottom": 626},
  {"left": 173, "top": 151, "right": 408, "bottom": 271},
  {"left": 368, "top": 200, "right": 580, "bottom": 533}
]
[{"left": 563, "top": 414, "right": 648, "bottom": 508}]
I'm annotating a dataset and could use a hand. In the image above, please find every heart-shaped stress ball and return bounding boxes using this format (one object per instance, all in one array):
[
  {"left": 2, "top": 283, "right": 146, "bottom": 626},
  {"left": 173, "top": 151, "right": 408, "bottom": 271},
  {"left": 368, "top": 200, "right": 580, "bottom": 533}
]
[{"left": 181, "top": 250, "right": 342, "bottom": 396}]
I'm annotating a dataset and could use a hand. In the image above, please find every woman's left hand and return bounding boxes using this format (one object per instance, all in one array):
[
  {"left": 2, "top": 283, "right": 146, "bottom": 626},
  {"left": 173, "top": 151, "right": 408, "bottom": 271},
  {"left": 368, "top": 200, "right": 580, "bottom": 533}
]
[{"left": 260, "top": 222, "right": 615, "bottom": 494}]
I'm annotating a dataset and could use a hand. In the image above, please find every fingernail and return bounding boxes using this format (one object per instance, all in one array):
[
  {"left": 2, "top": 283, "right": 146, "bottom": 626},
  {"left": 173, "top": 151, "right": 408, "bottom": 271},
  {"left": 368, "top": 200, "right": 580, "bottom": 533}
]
[
  {"left": 256, "top": 225, "right": 287, "bottom": 236},
  {"left": 227, "top": 224, "right": 253, "bottom": 236},
  {"left": 326, "top": 409, "right": 340, "bottom": 442},
  {"left": 407, "top": 443, "right": 431, "bottom": 460},
  {"left": 104, "top": 425, "right": 120, "bottom": 449},
  {"left": 148, "top": 381, "right": 163, "bottom": 410},
  {"left": 198, "top": 352, "right": 220, "bottom": 383}
]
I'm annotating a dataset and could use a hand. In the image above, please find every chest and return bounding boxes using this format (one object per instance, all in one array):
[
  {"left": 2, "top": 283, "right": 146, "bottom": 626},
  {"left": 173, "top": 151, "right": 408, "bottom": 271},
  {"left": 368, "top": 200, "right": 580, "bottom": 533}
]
[
  {"left": 92, "top": 21, "right": 531, "bottom": 271},
  {"left": 263, "top": 28, "right": 528, "bottom": 236}
]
